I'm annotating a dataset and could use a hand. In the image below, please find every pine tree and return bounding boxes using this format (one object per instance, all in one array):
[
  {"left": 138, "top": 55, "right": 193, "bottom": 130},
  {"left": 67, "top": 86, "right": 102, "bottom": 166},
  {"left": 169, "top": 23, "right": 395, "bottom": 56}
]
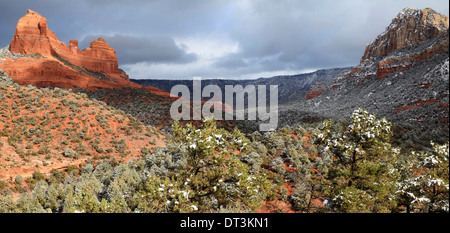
[{"left": 320, "top": 108, "right": 400, "bottom": 213}]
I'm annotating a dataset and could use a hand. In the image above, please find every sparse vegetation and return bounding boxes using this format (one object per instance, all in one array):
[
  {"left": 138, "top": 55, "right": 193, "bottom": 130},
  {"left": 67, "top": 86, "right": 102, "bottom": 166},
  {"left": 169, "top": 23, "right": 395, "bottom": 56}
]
[{"left": 0, "top": 73, "right": 164, "bottom": 196}]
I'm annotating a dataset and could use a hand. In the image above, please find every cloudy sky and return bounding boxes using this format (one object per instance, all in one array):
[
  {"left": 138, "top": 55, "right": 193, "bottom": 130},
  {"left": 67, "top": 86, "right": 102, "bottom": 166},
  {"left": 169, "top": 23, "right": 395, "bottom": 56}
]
[{"left": 1, "top": 0, "right": 448, "bottom": 79}]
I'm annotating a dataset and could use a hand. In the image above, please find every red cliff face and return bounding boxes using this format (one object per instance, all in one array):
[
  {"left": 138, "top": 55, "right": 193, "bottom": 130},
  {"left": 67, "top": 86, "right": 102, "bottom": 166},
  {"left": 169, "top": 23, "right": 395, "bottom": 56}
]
[
  {"left": 10, "top": 10, "right": 54, "bottom": 55},
  {"left": 375, "top": 31, "right": 449, "bottom": 80},
  {"left": 10, "top": 10, "right": 120, "bottom": 76}
]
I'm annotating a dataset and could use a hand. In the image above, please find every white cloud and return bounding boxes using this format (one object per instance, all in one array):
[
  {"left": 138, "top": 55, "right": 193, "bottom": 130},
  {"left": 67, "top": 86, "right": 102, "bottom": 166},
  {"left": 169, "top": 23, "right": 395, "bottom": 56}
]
[{"left": 177, "top": 36, "right": 239, "bottom": 60}]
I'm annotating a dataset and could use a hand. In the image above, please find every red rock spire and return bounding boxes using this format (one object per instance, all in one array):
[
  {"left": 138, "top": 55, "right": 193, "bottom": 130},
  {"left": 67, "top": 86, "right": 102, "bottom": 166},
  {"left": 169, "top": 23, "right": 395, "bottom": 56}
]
[{"left": 10, "top": 9, "right": 120, "bottom": 75}]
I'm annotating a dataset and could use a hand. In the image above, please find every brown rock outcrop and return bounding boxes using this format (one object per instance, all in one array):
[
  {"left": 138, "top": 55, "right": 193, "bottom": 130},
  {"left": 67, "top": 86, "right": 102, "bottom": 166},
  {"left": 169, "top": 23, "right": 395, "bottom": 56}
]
[
  {"left": 362, "top": 8, "right": 449, "bottom": 62},
  {"left": 54, "top": 37, "right": 120, "bottom": 76}
]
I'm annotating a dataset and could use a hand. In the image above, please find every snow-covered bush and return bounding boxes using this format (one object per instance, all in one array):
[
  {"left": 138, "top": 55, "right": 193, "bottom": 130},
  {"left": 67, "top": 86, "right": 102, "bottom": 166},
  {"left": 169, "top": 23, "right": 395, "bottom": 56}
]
[
  {"left": 320, "top": 108, "right": 400, "bottom": 212},
  {"left": 397, "top": 142, "right": 449, "bottom": 213}
]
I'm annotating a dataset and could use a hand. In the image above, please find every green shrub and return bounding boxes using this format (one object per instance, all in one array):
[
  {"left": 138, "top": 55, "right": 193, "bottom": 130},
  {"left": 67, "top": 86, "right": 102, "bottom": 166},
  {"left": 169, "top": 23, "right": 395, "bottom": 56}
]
[
  {"left": 15, "top": 174, "right": 23, "bottom": 185},
  {"left": 63, "top": 148, "right": 74, "bottom": 158},
  {"left": 32, "top": 171, "right": 46, "bottom": 181}
]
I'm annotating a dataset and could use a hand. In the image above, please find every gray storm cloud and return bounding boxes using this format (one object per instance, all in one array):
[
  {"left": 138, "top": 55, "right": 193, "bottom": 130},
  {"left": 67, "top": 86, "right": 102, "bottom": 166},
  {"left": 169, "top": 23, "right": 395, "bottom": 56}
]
[{"left": 80, "top": 35, "right": 197, "bottom": 65}]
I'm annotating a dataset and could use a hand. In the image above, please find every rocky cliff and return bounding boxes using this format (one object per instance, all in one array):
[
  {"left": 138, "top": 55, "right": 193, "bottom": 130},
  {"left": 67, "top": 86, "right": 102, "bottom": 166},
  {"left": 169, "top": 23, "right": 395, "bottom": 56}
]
[
  {"left": 10, "top": 10, "right": 120, "bottom": 76},
  {"left": 0, "top": 10, "right": 179, "bottom": 131},
  {"left": 0, "top": 10, "right": 146, "bottom": 90},
  {"left": 362, "top": 8, "right": 448, "bottom": 61}
]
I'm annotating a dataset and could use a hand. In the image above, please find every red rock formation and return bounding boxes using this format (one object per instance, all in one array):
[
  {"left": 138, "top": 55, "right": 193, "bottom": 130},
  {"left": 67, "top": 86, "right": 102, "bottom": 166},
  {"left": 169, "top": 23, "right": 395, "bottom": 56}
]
[
  {"left": 119, "top": 69, "right": 130, "bottom": 81},
  {"left": 10, "top": 10, "right": 120, "bottom": 77},
  {"left": 54, "top": 37, "right": 120, "bottom": 76},
  {"left": 10, "top": 10, "right": 54, "bottom": 55},
  {"left": 1, "top": 10, "right": 173, "bottom": 100},
  {"left": 376, "top": 59, "right": 413, "bottom": 80}
]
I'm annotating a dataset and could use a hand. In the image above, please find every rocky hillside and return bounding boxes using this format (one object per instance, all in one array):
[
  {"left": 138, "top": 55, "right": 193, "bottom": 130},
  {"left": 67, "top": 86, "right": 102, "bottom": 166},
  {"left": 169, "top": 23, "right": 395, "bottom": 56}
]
[
  {"left": 0, "top": 70, "right": 166, "bottom": 182},
  {"left": 280, "top": 8, "right": 449, "bottom": 145}
]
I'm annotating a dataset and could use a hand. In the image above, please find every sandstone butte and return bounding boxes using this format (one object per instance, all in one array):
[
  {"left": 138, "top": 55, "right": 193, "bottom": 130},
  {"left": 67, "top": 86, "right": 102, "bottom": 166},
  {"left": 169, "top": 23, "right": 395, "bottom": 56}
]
[{"left": 0, "top": 9, "right": 171, "bottom": 98}]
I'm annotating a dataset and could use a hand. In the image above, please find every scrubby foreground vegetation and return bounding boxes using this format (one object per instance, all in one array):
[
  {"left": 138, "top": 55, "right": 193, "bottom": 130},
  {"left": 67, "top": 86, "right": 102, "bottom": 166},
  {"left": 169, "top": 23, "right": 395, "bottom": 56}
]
[{"left": 0, "top": 106, "right": 447, "bottom": 213}]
